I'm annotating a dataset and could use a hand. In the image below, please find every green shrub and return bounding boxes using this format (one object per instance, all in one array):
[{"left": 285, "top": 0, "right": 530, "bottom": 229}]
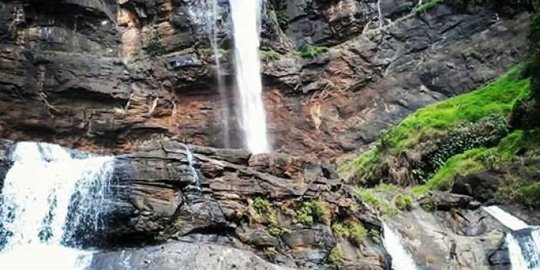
[
  {"left": 356, "top": 188, "right": 397, "bottom": 216},
  {"left": 296, "top": 200, "right": 329, "bottom": 225},
  {"left": 422, "top": 129, "right": 540, "bottom": 192},
  {"left": 143, "top": 35, "right": 165, "bottom": 57},
  {"left": 332, "top": 222, "right": 367, "bottom": 245},
  {"left": 348, "top": 223, "right": 368, "bottom": 244},
  {"left": 295, "top": 45, "right": 328, "bottom": 59},
  {"left": 253, "top": 197, "right": 286, "bottom": 236},
  {"left": 342, "top": 66, "right": 531, "bottom": 185},
  {"left": 264, "top": 247, "right": 278, "bottom": 262},
  {"left": 328, "top": 246, "right": 343, "bottom": 268},
  {"left": 261, "top": 50, "right": 281, "bottom": 61},
  {"left": 254, "top": 197, "right": 272, "bottom": 215},
  {"left": 393, "top": 194, "right": 414, "bottom": 211}
]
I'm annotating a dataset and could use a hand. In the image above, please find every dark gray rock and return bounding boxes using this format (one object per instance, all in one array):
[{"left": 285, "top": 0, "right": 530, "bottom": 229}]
[{"left": 90, "top": 241, "right": 292, "bottom": 270}]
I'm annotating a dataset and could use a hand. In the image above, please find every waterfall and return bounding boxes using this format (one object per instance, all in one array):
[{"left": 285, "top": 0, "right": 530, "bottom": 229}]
[
  {"left": 229, "top": 0, "right": 270, "bottom": 154},
  {"left": 483, "top": 206, "right": 540, "bottom": 269},
  {"left": 182, "top": 143, "right": 201, "bottom": 190},
  {"left": 0, "top": 142, "right": 114, "bottom": 269},
  {"left": 206, "top": 0, "right": 230, "bottom": 148},
  {"left": 483, "top": 206, "right": 529, "bottom": 231},
  {"left": 382, "top": 223, "right": 418, "bottom": 270}
]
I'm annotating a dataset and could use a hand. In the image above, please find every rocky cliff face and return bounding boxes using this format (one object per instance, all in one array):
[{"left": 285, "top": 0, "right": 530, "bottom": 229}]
[
  {"left": 0, "top": 0, "right": 531, "bottom": 161},
  {"left": 0, "top": 0, "right": 537, "bottom": 269}
]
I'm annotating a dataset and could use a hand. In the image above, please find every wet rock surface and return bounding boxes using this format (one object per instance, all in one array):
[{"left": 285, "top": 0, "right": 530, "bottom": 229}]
[{"left": 386, "top": 205, "right": 509, "bottom": 270}]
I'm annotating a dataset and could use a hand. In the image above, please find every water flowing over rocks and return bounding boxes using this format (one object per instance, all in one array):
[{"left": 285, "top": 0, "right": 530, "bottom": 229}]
[{"left": 0, "top": 138, "right": 386, "bottom": 268}]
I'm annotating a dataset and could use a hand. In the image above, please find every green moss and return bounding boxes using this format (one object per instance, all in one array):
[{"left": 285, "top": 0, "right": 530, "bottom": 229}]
[
  {"left": 428, "top": 148, "right": 487, "bottom": 190},
  {"left": 388, "top": 66, "right": 528, "bottom": 151},
  {"left": 393, "top": 194, "right": 414, "bottom": 211},
  {"left": 328, "top": 246, "right": 343, "bottom": 268},
  {"left": 424, "top": 129, "right": 540, "bottom": 192},
  {"left": 420, "top": 198, "right": 438, "bottom": 212},
  {"left": 376, "top": 183, "right": 399, "bottom": 192},
  {"left": 356, "top": 188, "right": 398, "bottom": 216},
  {"left": 411, "top": 185, "right": 430, "bottom": 196},
  {"left": 295, "top": 45, "right": 328, "bottom": 59},
  {"left": 296, "top": 200, "right": 329, "bottom": 225},
  {"left": 343, "top": 66, "right": 531, "bottom": 184},
  {"left": 261, "top": 50, "right": 282, "bottom": 61}
]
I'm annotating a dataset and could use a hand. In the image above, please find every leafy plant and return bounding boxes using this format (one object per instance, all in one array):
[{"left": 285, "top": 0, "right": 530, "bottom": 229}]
[
  {"left": 328, "top": 246, "right": 343, "bottom": 268},
  {"left": 332, "top": 221, "right": 367, "bottom": 245},
  {"left": 264, "top": 247, "right": 278, "bottom": 262},
  {"left": 296, "top": 200, "right": 329, "bottom": 225},
  {"left": 261, "top": 50, "right": 282, "bottom": 61},
  {"left": 143, "top": 35, "right": 165, "bottom": 57},
  {"left": 393, "top": 194, "right": 414, "bottom": 211}
]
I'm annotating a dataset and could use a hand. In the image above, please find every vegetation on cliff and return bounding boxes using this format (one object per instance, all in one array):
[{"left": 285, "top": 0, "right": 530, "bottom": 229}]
[{"left": 341, "top": 66, "right": 530, "bottom": 187}]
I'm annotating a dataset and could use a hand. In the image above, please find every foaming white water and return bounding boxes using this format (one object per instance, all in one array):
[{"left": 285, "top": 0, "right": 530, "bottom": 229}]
[
  {"left": 483, "top": 206, "right": 540, "bottom": 269},
  {"left": 382, "top": 223, "right": 418, "bottom": 270},
  {"left": 483, "top": 206, "right": 529, "bottom": 231},
  {"left": 0, "top": 244, "right": 93, "bottom": 269},
  {"left": 229, "top": 0, "right": 270, "bottom": 154},
  {"left": 506, "top": 229, "right": 540, "bottom": 270},
  {"left": 0, "top": 142, "right": 114, "bottom": 269}
]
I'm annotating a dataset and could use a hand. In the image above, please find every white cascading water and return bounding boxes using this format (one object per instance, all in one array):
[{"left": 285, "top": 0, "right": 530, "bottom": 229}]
[
  {"left": 0, "top": 142, "right": 114, "bottom": 269},
  {"left": 483, "top": 206, "right": 540, "bottom": 269},
  {"left": 182, "top": 143, "right": 201, "bottom": 190},
  {"left": 229, "top": 0, "right": 270, "bottom": 154},
  {"left": 382, "top": 223, "right": 418, "bottom": 270},
  {"left": 483, "top": 206, "right": 529, "bottom": 231}
]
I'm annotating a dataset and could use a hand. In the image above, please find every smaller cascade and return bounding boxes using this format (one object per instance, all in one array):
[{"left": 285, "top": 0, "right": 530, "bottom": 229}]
[
  {"left": 182, "top": 144, "right": 201, "bottom": 190},
  {"left": 483, "top": 206, "right": 540, "bottom": 270},
  {"left": 0, "top": 142, "right": 115, "bottom": 269},
  {"left": 382, "top": 223, "right": 418, "bottom": 270},
  {"left": 206, "top": 0, "right": 230, "bottom": 148}
]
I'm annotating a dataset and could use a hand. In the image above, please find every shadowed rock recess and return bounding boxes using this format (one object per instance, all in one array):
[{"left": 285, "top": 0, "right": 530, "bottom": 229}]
[{"left": 1, "top": 0, "right": 539, "bottom": 269}]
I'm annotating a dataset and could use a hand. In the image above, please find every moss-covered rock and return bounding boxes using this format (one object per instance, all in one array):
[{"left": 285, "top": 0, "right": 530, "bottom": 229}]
[{"left": 341, "top": 67, "right": 531, "bottom": 187}]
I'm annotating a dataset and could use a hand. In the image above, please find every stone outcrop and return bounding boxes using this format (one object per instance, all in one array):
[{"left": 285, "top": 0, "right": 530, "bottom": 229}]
[
  {"left": 386, "top": 205, "right": 510, "bottom": 270},
  {"left": 0, "top": 0, "right": 532, "bottom": 162},
  {"left": 105, "top": 139, "right": 387, "bottom": 269},
  {"left": 90, "top": 241, "right": 293, "bottom": 270}
]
